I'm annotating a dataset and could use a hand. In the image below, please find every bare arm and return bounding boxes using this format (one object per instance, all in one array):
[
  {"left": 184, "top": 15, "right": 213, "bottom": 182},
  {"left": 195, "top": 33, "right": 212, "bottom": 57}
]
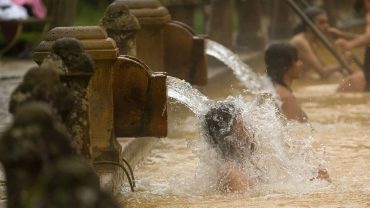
[
  {"left": 336, "top": 13, "right": 370, "bottom": 49},
  {"left": 328, "top": 27, "right": 359, "bottom": 40},
  {"left": 291, "top": 37, "right": 341, "bottom": 78}
]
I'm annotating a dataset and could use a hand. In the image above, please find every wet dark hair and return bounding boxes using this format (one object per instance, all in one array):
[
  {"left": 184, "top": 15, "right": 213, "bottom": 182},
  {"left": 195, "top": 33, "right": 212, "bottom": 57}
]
[
  {"left": 292, "top": 6, "right": 325, "bottom": 35},
  {"left": 265, "top": 42, "right": 298, "bottom": 89},
  {"left": 202, "top": 101, "right": 252, "bottom": 161}
]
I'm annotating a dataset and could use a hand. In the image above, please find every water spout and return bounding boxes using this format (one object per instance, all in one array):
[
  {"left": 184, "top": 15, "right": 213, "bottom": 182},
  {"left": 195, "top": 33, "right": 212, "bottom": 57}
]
[
  {"left": 167, "top": 76, "right": 211, "bottom": 115},
  {"left": 206, "top": 39, "right": 281, "bottom": 106}
]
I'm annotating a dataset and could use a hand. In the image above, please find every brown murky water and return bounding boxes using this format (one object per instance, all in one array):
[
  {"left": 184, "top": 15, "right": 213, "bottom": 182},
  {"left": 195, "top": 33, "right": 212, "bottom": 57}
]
[
  {"left": 0, "top": 52, "right": 369, "bottom": 208},
  {"left": 119, "top": 62, "right": 370, "bottom": 207}
]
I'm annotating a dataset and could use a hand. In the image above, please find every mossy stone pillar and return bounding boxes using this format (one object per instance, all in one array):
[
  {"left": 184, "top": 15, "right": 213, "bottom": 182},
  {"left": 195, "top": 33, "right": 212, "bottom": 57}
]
[
  {"left": 33, "top": 26, "right": 120, "bottom": 167},
  {"left": 100, "top": 2, "right": 141, "bottom": 56},
  {"left": 117, "top": 0, "right": 171, "bottom": 72},
  {"left": 117, "top": 0, "right": 207, "bottom": 85},
  {"left": 38, "top": 37, "right": 95, "bottom": 164}
]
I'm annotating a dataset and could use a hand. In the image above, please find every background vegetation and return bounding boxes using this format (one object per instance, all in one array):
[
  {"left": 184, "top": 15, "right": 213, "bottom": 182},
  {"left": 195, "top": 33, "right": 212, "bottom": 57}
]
[{"left": 74, "top": 0, "right": 112, "bottom": 26}]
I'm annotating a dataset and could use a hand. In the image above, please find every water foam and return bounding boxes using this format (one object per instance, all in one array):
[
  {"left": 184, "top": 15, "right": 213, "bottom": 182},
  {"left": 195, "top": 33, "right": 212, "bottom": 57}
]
[{"left": 166, "top": 76, "right": 327, "bottom": 195}]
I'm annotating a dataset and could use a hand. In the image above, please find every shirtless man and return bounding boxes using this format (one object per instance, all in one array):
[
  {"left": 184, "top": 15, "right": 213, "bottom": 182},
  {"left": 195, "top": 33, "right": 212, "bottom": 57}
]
[
  {"left": 336, "top": 0, "right": 370, "bottom": 92},
  {"left": 265, "top": 42, "right": 308, "bottom": 122},
  {"left": 290, "top": 6, "right": 349, "bottom": 79}
]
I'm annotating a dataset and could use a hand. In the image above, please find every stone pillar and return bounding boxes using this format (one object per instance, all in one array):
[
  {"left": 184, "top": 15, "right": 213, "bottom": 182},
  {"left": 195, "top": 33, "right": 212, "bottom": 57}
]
[
  {"left": 33, "top": 25, "right": 168, "bottom": 194},
  {"left": 207, "top": 0, "right": 233, "bottom": 48},
  {"left": 268, "top": 0, "right": 295, "bottom": 40},
  {"left": 0, "top": 102, "right": 120, "bottom": 208},
  {"left": 100, "top": 1, "right": 141, "bottom": 56},
  {"left": 117, "top": 0, "right": 171, "bottom": 72},
  {"left": 160, "top": 0, "right": 201, "bottom": 28},
  {"left": 118, "top": 0, "right": 207, "bottom": 85},
  {"left": 43, "top": 38, "right": 96, "bottom": 163},
  {"left": 0, "top": 103, "right": 77, "bottom": 208},
  {"left": 235, "top": 0, "right": 265, "bottom": 51},
  {"left": 33, "top": 26, "right": 120, "bottom": 191}
]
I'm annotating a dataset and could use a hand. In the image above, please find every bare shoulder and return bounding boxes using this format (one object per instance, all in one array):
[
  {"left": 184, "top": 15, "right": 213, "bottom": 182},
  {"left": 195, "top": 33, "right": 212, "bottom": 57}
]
[
  {"left": 275, "top": 85, "right": 295, "bottom": 100},
  {"left": 290, "top": 33, "right": 308, "bottom": 48}
]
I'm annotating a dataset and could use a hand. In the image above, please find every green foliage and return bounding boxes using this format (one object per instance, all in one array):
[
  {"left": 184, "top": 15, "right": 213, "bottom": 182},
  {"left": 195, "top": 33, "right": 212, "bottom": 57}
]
[
  {"left": 74, "top": 0, "right": 112, "bottom": 26},
  {"left": 194, "top": 6, "right": 205, "bottom": 34}
]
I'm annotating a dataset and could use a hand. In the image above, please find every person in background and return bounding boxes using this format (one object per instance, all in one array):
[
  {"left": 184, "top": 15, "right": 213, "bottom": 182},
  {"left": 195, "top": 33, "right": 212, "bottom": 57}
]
[
  {"left": 337, "top": 44, "right": 370, "bottom": 92},
  {"left": 265, "top": 42, "right": 308, "bottom": 122},
  {"left": 336, "top": 0, "right": 370, "bottom": 92},
  {"left": 290, "top": 6, "right": 352, "bottom": 80},
  {"left": 335, "top": 0, "right": 370, "bottom": 50},
  {"left": 0, "top": 0, "right": 47, "bottom": 57},
  {"left": 0, "top": 0, "right": 28, "bottom": 20},
  {"left": 12, "top": 0, "right": 46, "bottom": 19}
]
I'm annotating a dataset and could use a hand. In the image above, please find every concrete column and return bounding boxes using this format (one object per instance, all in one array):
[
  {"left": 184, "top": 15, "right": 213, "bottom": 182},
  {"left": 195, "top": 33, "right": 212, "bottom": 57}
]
[
  {"left": 33, "top": 26, "right": 119, "bottom": 169},
  {"left": 117, "top": 0, "right": 171, "bottom": 72}
]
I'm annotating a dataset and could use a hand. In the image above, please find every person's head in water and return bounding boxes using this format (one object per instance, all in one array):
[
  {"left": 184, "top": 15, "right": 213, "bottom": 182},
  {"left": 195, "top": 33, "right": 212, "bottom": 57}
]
[
  {"left": 202, "top": 101, "right": 254, "bottom": 161},
  {"left": 292, "top": 6, "right": 329, "bottom": 35},
  {"left": 265, "top": 43, "right": 302, "bottom": 89}
]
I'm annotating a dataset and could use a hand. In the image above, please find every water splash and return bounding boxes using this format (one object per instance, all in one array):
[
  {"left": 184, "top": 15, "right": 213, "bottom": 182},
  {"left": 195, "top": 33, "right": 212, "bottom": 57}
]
[
  {"left": 167, "top": 76, "right": 211, "bottom": 115},
  {"left": 128, "top": 95, "right": 326, "bottom": 198},
  {"left": 206, "top": 39, "right": 264, "bottom": 93},
  {"left": 154, "top": 76, "right": 327, "bottom": 196},
  {"left": 191, "top": 96, "right": 325, "bottom": 195},
  {"left": 206, "top": 40, "right": 283, "bottom": 110},
  {"left": 144, "top": 42, "right": 327, "bottom": 196}
]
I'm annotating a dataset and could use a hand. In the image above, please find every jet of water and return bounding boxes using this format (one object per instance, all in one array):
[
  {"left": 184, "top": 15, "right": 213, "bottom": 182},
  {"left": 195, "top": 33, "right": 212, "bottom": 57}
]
[
  {"left": 165, "top": 43, "right": 327, "bottom": 194},
  {"left": 206, "top": 40, "right": 264, "bottom": 92},
  {"left": 167, "top": 76, "right": 211, "bottom": 115},
  {"left": 206, "top": 39, "right": 281, "bottom": 107}
]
